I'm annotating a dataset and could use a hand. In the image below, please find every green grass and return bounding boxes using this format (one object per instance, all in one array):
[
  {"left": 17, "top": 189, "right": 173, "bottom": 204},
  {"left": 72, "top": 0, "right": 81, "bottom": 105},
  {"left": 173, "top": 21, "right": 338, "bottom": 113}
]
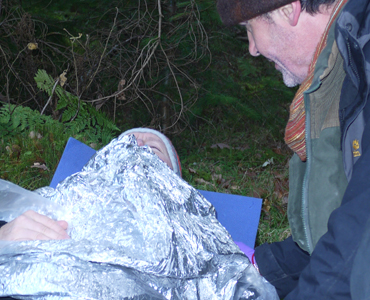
[
  {"left": 1, "top": 129, "right": 69, "bottom": 189},
  {"left": 173, "top": 123, "right": 292, "bottom": 246}
]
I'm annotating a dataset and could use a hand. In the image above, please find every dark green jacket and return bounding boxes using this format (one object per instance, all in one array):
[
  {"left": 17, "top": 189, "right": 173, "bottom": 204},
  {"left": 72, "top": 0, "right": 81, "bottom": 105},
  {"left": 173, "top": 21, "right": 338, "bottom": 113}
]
[
  {"left": 256, "top": 0, "right": 370, "bottom": 298},
  {"left": 288, "top": 26, "right": 348, "bottom": 254}
]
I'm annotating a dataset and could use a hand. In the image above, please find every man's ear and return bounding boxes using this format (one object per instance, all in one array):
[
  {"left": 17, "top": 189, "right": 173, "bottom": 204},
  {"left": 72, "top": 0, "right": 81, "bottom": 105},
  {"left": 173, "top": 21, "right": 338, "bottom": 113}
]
[{"left": 279, "top": 1, "right": 301, "bottom": 26}]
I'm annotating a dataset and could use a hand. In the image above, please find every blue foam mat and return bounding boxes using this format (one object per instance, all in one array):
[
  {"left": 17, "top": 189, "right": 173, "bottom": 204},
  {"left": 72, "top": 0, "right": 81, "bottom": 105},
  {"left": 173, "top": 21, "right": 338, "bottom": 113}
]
[{"left": 51, "top": 137, "right": 262, "bottom": 248}]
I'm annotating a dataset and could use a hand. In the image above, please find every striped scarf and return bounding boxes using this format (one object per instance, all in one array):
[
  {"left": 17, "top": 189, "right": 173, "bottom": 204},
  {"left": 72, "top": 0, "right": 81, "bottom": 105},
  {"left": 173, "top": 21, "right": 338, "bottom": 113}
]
[{"left": 284, "top": 0, "right": 347, "bottom": 161}]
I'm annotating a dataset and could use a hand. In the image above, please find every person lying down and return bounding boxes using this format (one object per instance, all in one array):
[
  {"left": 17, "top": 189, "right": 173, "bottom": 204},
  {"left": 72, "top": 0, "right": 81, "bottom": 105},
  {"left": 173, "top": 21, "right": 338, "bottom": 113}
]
[
  {"left": 0, "top": 128, "right": 181, "bottom": 242},
  {"left": 0, "top": 131, "right": 278, "bottom": 299}
]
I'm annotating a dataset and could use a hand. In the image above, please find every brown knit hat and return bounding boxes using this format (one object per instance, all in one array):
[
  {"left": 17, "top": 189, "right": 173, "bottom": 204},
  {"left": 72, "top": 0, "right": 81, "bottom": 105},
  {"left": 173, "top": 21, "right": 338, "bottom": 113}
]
[{"left": 217, "top": 0, "right": 296, "bottom": 25}]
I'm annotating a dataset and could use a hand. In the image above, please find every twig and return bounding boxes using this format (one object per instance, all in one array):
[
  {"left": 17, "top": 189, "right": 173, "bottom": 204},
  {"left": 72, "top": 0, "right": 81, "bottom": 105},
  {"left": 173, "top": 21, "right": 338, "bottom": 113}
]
[
  {"left": 159, "top": 44, "right": 183, "bottom": 130},
  {"left": 41, "top": 78, "right": 59, "bottom": 115},
  {"left": 63, "top": 29, "right": 81, "bottom": 96},
  {"left": 70, "top": 95, "right": 81, "bottom": 122},
  {"left": 84, "top": 7, "right": 119, "bottom": 93},
  {"left": 0, "top": 45, "right": 37, "bottom": 102}
]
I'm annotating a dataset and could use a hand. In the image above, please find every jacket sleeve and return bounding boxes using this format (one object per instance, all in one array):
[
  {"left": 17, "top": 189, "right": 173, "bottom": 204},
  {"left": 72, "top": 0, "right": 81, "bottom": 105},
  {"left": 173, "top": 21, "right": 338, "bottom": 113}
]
[
  {"left": 284, "top": 110, "right": 370, "bottom": 299},
  {"left": 254, "top": 236, "right": 310, "bottom": 298}
]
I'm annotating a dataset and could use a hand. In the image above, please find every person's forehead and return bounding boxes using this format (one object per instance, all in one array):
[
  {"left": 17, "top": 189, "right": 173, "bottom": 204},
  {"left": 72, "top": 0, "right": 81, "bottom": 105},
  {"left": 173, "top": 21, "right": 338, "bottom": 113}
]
[
  {"left": 131, "top": 132, "right": 167, "bottom": 146},
  {"left": 132, "top": 132, "right": 158, "bottom": 140}
]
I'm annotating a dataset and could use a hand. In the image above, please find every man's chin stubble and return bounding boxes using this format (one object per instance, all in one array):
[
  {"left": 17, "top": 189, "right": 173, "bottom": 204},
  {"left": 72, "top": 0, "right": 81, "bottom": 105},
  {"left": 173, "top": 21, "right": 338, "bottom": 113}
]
[{"left": 281, "top": 70, "right": 303, "bottom": 88}]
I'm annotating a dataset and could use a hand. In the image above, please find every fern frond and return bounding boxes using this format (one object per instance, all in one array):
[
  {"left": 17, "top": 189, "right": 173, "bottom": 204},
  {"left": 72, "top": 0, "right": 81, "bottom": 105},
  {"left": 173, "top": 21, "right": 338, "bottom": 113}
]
[{"left": 33, "top": 69, "right": 120, "bottom": 145}]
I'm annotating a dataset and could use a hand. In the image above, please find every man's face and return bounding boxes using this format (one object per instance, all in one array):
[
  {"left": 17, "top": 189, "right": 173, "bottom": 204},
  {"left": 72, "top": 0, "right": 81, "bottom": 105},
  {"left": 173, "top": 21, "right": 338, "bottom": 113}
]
[
  {"left": 242, "top": 14, "right": 311, "bottom": 87},
  {"left": 130, "top": 132, "right": 173, "bottom": 170}
]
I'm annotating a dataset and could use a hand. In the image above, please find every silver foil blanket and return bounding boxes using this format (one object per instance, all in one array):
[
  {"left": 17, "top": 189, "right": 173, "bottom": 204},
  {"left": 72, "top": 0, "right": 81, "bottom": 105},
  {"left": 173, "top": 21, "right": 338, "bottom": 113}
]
[{"left": 0, "top": 134, "right": 278, "bottom": 300}]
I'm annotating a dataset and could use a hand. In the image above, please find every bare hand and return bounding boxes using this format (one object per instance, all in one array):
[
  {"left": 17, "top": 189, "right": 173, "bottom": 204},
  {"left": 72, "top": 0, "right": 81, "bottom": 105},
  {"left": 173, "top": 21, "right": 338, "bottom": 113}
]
[{"left": 0, "top": 210, "right": 70, "bottom": 241}]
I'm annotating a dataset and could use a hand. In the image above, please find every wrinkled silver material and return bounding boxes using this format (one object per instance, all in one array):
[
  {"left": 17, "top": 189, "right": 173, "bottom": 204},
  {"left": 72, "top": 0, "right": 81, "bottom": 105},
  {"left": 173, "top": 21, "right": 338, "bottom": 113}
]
[{"left": 0, "top": 134, "right": 278, "bottom": 300}]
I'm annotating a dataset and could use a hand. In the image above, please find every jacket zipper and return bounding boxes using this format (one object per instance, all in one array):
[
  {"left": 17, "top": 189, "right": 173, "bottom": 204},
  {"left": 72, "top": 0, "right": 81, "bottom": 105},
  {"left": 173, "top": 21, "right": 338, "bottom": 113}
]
[{"left": 301, "top": 93, "right": 314, "bottom": 253}]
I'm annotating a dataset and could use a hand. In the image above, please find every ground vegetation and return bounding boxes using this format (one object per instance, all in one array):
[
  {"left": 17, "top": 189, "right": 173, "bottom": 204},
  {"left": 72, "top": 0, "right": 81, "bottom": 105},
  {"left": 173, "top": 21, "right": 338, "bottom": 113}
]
[{"left": 0, "top": 0, "right": 296, "bottom": 245}]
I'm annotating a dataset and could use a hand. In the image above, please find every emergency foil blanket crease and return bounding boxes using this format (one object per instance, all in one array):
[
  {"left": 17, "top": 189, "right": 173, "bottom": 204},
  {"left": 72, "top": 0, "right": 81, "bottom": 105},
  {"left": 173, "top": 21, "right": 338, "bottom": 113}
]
[{"left": 0, "top": 134, "right": 278, "bottom": 300}]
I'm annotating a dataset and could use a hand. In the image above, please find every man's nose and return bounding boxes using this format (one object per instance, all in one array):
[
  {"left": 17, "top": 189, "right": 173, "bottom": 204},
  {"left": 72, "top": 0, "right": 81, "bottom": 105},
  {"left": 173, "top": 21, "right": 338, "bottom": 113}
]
[
  {"left": 137, "top": 139, "right": 145, "bottom": 146},
  {"left": 248, "top": 33, "right": 260, "bottom": 57}
]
